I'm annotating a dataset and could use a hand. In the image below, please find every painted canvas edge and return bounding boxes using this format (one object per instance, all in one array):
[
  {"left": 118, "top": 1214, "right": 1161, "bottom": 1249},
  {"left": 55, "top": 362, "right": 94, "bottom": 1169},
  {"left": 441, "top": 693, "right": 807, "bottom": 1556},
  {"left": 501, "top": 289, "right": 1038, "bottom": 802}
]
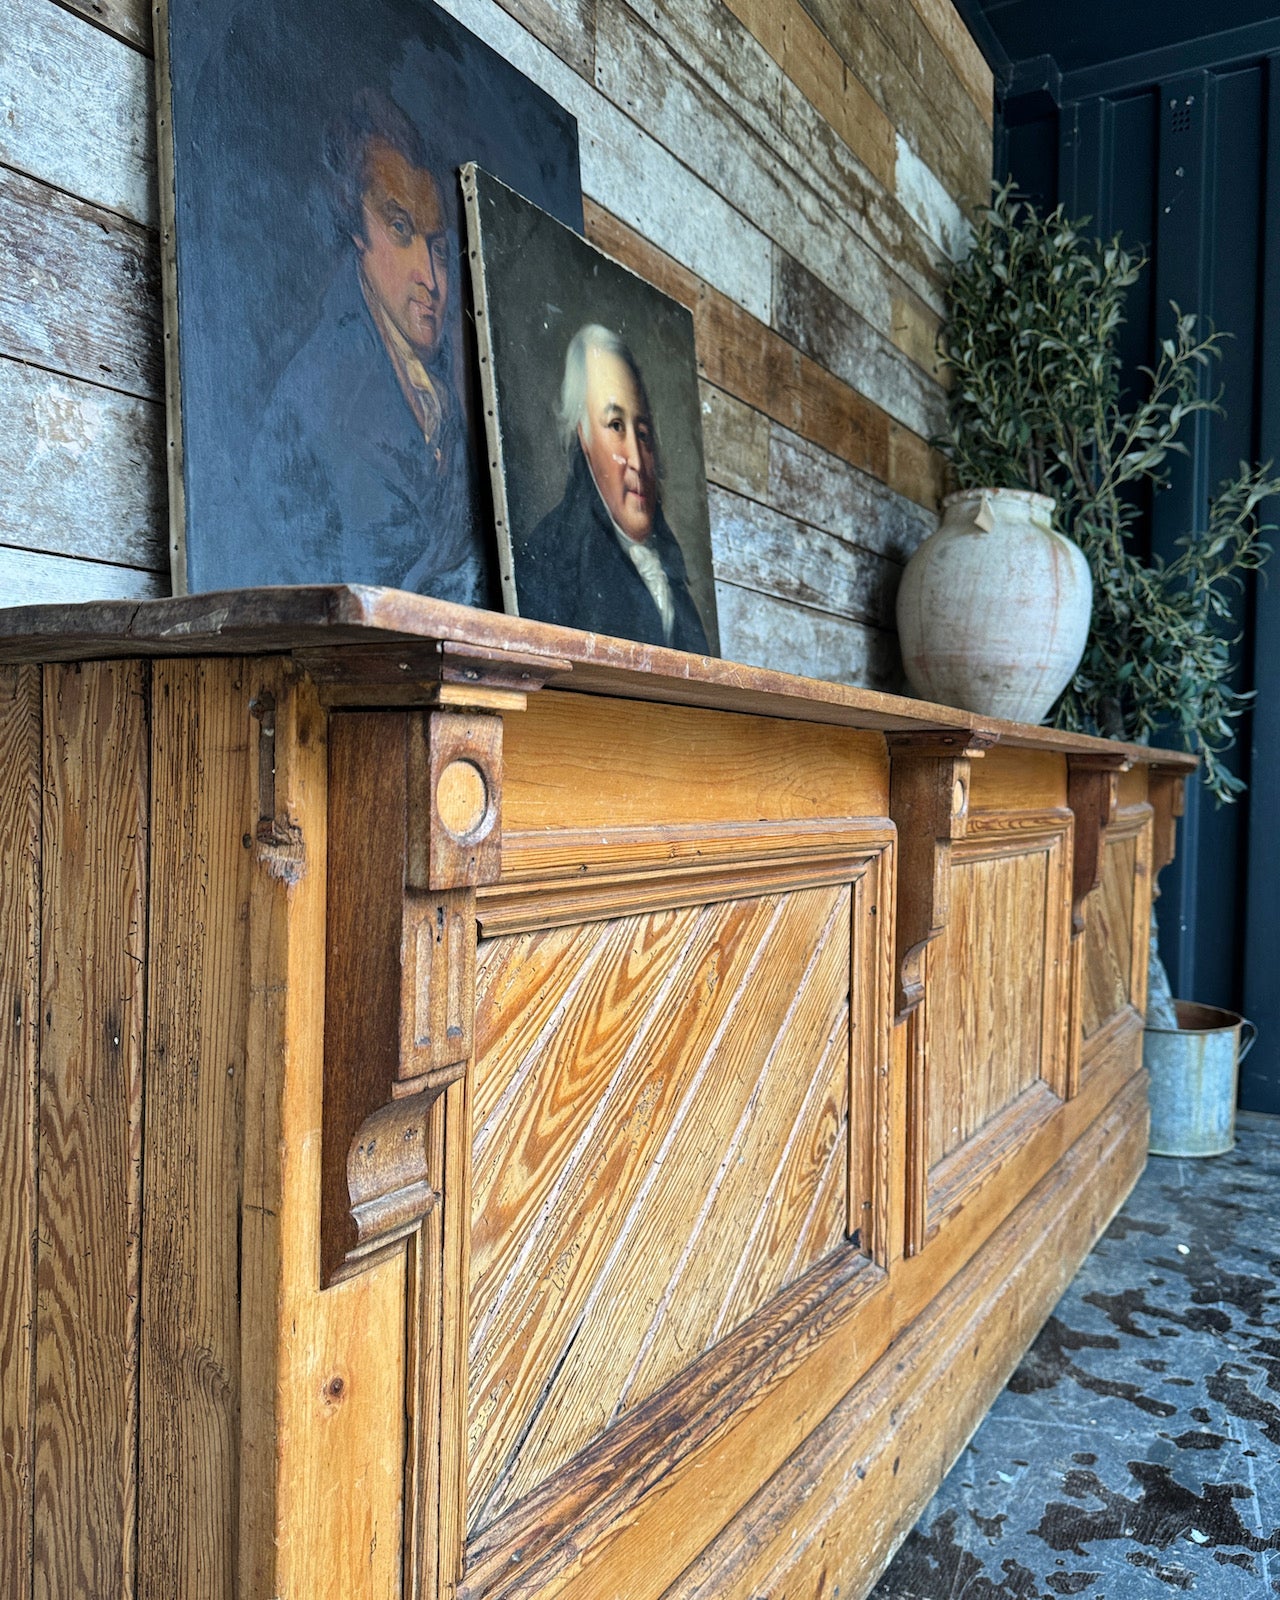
[
  {"left": 462, "top": 163, "right": 520, "bottom": 620},
  {"left": 153, "top": 0, "right": 188, "bottom": 596}
]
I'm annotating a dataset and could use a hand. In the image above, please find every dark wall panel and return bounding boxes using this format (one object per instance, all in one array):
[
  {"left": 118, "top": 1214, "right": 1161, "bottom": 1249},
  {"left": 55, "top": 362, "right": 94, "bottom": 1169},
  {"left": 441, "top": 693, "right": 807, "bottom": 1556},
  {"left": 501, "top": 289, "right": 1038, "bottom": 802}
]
[{"left": 1000, "top": 54, "right": 1279, "bottom": 1110}]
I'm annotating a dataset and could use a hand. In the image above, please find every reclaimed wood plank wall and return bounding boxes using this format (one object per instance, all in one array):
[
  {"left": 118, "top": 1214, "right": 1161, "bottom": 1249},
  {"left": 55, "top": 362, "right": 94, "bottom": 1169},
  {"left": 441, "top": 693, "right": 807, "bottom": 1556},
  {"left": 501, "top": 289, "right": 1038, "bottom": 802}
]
[{"left": 0, "top": 0, "right": 990, "bottom": 682}]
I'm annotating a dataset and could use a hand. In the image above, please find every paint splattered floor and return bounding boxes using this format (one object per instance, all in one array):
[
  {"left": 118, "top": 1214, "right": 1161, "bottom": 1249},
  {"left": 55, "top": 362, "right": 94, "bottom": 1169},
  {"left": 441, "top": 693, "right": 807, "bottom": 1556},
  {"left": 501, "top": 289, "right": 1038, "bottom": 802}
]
[{"left": 872, "top": 1111, "right": 1280, "bottom": 1599}]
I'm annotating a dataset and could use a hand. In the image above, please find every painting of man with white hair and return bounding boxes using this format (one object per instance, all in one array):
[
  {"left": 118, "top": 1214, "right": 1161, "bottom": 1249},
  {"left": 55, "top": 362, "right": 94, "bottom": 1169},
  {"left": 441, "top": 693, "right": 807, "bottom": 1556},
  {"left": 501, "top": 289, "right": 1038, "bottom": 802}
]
[{"left": 464, "top": 166, "right": 719, "bottom": 655}]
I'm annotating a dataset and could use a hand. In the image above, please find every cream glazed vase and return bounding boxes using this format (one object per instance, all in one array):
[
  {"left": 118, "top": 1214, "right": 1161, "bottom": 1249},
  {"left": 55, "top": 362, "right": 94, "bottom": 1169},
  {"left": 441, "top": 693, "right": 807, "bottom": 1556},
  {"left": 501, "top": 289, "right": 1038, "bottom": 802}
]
[{"left": 896, "top": 488, "right": 1092, "bottom": 723}]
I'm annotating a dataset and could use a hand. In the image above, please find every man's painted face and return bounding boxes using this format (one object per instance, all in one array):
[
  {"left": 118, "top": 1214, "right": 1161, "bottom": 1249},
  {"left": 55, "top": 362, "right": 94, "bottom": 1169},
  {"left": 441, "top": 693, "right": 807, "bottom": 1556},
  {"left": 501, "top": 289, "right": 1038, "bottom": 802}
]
[
  {"left": 355, "top": 140, "right": 448, "bottom": 361},
  {"left": 578, "top": 346, "right": 657, "bottom": 544}
]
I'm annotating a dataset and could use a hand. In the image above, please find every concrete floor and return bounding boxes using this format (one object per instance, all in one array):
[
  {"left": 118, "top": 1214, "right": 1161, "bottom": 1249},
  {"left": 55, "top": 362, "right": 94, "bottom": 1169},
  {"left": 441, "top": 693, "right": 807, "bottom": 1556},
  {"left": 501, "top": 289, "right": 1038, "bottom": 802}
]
[{"left": 873, "top": 1111, "right": 1280, "bottom": 1599}]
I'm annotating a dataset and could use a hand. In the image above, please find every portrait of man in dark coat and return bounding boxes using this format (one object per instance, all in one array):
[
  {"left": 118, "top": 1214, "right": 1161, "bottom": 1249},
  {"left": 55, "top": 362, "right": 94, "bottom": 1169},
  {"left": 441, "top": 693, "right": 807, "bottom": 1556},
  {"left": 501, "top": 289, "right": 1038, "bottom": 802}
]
[
  {"left": 251, "top": 90, "right": 483, "bottom": 605},
  {"left": 517, "top": 325, "right": 710, "bottom": 652}
]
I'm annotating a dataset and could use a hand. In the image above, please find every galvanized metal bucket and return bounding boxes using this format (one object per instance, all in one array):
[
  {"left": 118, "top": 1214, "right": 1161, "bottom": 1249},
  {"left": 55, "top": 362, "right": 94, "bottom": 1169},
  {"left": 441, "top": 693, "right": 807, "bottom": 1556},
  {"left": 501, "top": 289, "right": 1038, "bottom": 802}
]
[{"left": 1144, "top": 1000, "right": 1257, "bottom": 1157}]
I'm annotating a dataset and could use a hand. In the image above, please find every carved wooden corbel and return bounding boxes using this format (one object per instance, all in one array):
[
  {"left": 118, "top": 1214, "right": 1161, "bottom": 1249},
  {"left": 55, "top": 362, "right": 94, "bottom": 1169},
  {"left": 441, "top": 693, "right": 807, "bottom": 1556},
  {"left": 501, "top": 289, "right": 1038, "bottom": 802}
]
[
  {"left": 321, "top": 700, "right": 506, "bottom": 1287},
  {"left": 1066, "top": 752, "right": 1132, "bottom": 937},
  {"left": 887, "top": 730, "right": 998, "bottom": 1023},
  {"left": 1147, "top": 766, "right": 1188, "bottom": 896}
]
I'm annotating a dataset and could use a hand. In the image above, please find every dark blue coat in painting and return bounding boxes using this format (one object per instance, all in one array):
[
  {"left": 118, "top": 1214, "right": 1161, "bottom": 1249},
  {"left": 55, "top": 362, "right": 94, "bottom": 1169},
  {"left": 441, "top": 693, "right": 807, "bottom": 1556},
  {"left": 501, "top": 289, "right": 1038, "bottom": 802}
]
[
  {"left": 250, "top": 260, "right": 488, "bottom": 605},
  {"left": 516, "top": 448, "right": 709, "bottom": 653}
]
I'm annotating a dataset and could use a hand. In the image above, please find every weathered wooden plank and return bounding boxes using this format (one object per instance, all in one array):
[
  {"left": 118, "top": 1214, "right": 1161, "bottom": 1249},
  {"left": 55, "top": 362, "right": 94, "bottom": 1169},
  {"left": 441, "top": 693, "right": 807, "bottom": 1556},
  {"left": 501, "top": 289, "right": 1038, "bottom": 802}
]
[
  {"left": 238, "top": 662, "right": 406, "bottom": 1598},
  {"left": 904, "top": 0, "right": 993, "bottom": 128},
  {"left": 895, "top": 130, "right": 972, "bottom": 261},
  {"left": 709, "top": 484, "right": 901, "bottom": 630},
  {"left": 137, "top": 659, "right": 254, "bottom": 1600},
  {"left": 595, "top": 0, "right": 944, "bottom": 339},
  {"left": 801, "top": 0, "right": 992, "bottom": 211},
  {"left": 0, "top": 0, "right": 156, "bottom": 226},
  {"left": 768, "top": 424, "right": 934, "bottom": 564},
  {"left": 34, "top": 659, "right": 148, "bottom": 1600},
  {"left": 0, "top": 666, "right": 40, "bottom": 1600},
  {"left": 628, "top": 0, "right": 954, "bottom": 316},
  {"left": 714, "top": 580, "right": 902, "bottom": 691},
  {"left": 500, "top": 690, "right": 889, "bottom": 834},
  {"left": 439, "top": 0, "right": 772, "bottom": 321},
  {"left": 0, "top": 360, "right": 165, "bottom": 568},
  {"left": 698, "top": 383, "right": 769, "bottom": 500},
  {"left": 494, "top": 0, "right": 595, "bottom": 76},
  {"left": 0, "top": 169, "right": 162, "bottom": 399},
  {"left": 713, "top": 0, "right": 894, "bottom": 191},
  {"left": 0, "top": 547, "right": 163, "bottom": 609},
  {"left": 54, "top": 0, "right": 152, "bottom": 55},
  {"left": 775, "top": 252, "right": 946, "bottom": 440}
]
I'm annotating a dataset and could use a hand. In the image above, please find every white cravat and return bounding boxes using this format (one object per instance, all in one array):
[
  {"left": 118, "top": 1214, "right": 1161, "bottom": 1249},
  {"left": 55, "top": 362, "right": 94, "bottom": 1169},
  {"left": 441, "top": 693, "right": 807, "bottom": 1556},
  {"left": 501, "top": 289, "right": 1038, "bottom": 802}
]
[{"left": 616, "top": 526, "right": 675, "bottom": 644}]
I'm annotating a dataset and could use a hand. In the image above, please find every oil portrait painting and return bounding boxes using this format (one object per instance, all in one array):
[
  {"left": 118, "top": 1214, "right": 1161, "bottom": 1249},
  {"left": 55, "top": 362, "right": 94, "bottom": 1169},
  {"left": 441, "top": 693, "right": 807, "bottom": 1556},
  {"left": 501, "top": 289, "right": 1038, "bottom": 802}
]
[
  {"left": 464, "top": 167, "right": 719, "bottom": 655},
  {"left": 157, "top": 0, "right": 582, "bottom": 601}
]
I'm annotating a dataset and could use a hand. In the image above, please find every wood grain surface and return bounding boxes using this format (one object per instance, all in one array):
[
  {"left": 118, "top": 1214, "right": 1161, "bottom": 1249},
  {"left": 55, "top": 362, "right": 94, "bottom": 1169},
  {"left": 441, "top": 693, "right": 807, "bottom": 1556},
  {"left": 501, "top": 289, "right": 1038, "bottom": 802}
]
[
  {"left": 34, "top": 660, "right": 148, "bottom": 1600},
  {"left": 0, "top": 666, "right": 40, "bottom": 1600},
  {"left": 1082, "top": 809, "right": 1154, "bottom": 1048},
  {"left": 238, "top": 662, "right": 407, "bottom": 1598},
  {"left": 137, "top": 659, "right": 254, "bottom": 1599},
  {"left": 467, "top": 882, "right": 855, "bottom": 1526},
  {"left": 500, "top": 690, "right": 889, "bottom": 833}
]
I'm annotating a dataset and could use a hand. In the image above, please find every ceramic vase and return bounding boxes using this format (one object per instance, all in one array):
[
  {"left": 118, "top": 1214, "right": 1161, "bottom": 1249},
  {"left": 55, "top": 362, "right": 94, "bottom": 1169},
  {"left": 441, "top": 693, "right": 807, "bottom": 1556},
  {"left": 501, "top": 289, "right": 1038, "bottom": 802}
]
[{"left": 896, "top": 488, "right": 1092, "bottom": 723}]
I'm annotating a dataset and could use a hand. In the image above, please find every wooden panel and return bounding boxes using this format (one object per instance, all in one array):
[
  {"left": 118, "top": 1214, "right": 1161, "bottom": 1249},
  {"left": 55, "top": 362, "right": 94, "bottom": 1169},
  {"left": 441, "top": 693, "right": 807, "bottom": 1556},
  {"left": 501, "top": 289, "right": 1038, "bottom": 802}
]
[
  {"left": 0, "top": 546, "right": 163, "bottom": 608},
  {"left": 138, "top": 659, "right": 255, "bottom": 1599},
  {"left": 709, "top": 485, "right": 901, "bottom": 630},
  {"left": 56, "top": 0, "right": 152, "bottom": 54},
  {"left": 237, "top": 663, "right": 406, "bottom": 1598},
  {"left": 468, "top": 881, "right": 855, "bottom": 1527},
  {"left": 1, "top": 0, "right": 155, "bottom": 227},
  {"left": 714, "top": 581, "right": 901, "bottom": 691},
  {"left": 969, "top": 747, "right": 1066, "bottom": 811},
  {"left": 1082, "top": 810, "right": 1154, "bottom": 1048},
  {"left": 34, "top": 660, "right": 148, "bottom": 1600},
  {"left": 767, "top": 423, "right": 934, "bottom": 563},
  {"left": 904, "top": 0, "right": 994, "bottom": 127},
  {"left": 0, "top": 666, "right": 40, "bottom": 1600},
  {"left": 0, "top": 358, "right": 165, "bottom": 568},
  {"left": 500, "top": 691, "right": 889, "bottom": 833},
  {"left": 925, "top": 844, "right": 1054, "bottom": 1168},
  {"left": 494, "top": 0, "right": 594, "bottom": 77},
  {"left": 658, "top": 1074, "right": 1147, "bottom": 1600},
  {"left": 0, "top": 167, "right": 161, "bottom": 399}
]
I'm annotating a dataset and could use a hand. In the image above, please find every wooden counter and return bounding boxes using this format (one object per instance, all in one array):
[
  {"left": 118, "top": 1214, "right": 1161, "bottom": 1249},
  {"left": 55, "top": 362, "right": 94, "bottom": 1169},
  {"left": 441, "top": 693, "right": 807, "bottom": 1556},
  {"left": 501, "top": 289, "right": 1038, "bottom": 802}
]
[{"left": 0, "top": 588, "right": 1193, "bottom": 1600}]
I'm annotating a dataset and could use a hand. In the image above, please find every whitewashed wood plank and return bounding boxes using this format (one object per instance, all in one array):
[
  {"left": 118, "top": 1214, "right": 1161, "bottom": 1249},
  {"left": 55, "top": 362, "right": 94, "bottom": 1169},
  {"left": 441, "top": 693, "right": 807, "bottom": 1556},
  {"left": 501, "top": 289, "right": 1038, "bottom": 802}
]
[
  {"left": 0, "top": 359, "right": 165, "bottom": 568},
  {"left": 433, "top": 0, "right": 773, "bottom": 322},
  {"left": 774, "top": 254, "right": 947, "bottom": 439},
  {"left": 895, "top": 133, "right": 971, "bottom": 263},
  {"left": 768, "top": 424, "right": 935, "bottom": 564},
  {"left": 0, "top": 0, "right": 156, "bottom": 227},
  {"left": 55, "top": 0, "right": 151, "bottom": 54},
  {"left": 0, "top": 547, "right": 164, "bottom": 609},
  {"left": 714, "top": 578, "right": 901, "bottom": 691},
  {"left": 609, "top": 0, "right": 949, "bottom": 318},
  {"left": 709, "top": 485, "right": 900, "bottom": 630},
  {"left": 0, "top": 169, "right": 161, "bottom": 398},
  {"left": 494, "top": 0, "right": 595, "bottom": 76}
]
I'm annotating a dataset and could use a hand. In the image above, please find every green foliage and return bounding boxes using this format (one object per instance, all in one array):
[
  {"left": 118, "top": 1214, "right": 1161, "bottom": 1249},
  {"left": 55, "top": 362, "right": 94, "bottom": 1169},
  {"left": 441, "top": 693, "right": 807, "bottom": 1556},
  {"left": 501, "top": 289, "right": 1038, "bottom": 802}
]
[{"left": 937, "top": 182, "right": 1280, "bottom": 799}]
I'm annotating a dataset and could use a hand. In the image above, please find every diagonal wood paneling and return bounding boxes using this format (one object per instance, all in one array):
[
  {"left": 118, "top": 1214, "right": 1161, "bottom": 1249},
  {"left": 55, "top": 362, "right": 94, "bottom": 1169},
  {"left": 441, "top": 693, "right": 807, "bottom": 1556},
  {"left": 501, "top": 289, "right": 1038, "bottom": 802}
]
[
  {"left": 1082, "top": 832, "right": 1138, "bottom": 1040},
  {"left": 467, "top": 882, "right": 853, "bottom": 1532}
]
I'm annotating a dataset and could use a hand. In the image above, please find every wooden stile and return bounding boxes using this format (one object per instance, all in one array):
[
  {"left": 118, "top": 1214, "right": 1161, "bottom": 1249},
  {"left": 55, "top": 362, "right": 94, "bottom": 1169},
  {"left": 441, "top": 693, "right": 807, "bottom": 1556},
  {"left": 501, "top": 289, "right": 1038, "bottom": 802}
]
[
  {"left": 0, "top": 665, "right": 40, "bottom": 1600},
  {"left": 34, "top": 660, "right": 149, "bottom": 1600}
]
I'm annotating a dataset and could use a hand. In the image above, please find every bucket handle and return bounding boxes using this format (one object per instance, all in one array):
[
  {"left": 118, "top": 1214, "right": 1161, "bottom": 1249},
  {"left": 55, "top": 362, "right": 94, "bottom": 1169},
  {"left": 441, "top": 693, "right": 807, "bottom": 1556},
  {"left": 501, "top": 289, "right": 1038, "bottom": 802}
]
[{"left": 1239, "top": 1017, "right": 1258, "bottom": 1063}]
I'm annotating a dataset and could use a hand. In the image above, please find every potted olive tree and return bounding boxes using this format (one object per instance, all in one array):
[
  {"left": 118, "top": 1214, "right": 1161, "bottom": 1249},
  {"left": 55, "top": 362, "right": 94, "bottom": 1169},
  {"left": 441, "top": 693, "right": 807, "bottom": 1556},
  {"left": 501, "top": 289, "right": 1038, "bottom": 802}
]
[{"left": 909, "top": 182, "right": 1280, "bottom": 794}]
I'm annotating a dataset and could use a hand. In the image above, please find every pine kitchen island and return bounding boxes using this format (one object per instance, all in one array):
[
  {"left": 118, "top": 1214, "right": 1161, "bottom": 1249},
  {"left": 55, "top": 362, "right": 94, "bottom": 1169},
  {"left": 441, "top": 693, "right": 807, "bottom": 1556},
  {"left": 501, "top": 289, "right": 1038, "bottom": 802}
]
[{"left": 0, "top": 587, "right": 1192, "bottom": 1600}]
